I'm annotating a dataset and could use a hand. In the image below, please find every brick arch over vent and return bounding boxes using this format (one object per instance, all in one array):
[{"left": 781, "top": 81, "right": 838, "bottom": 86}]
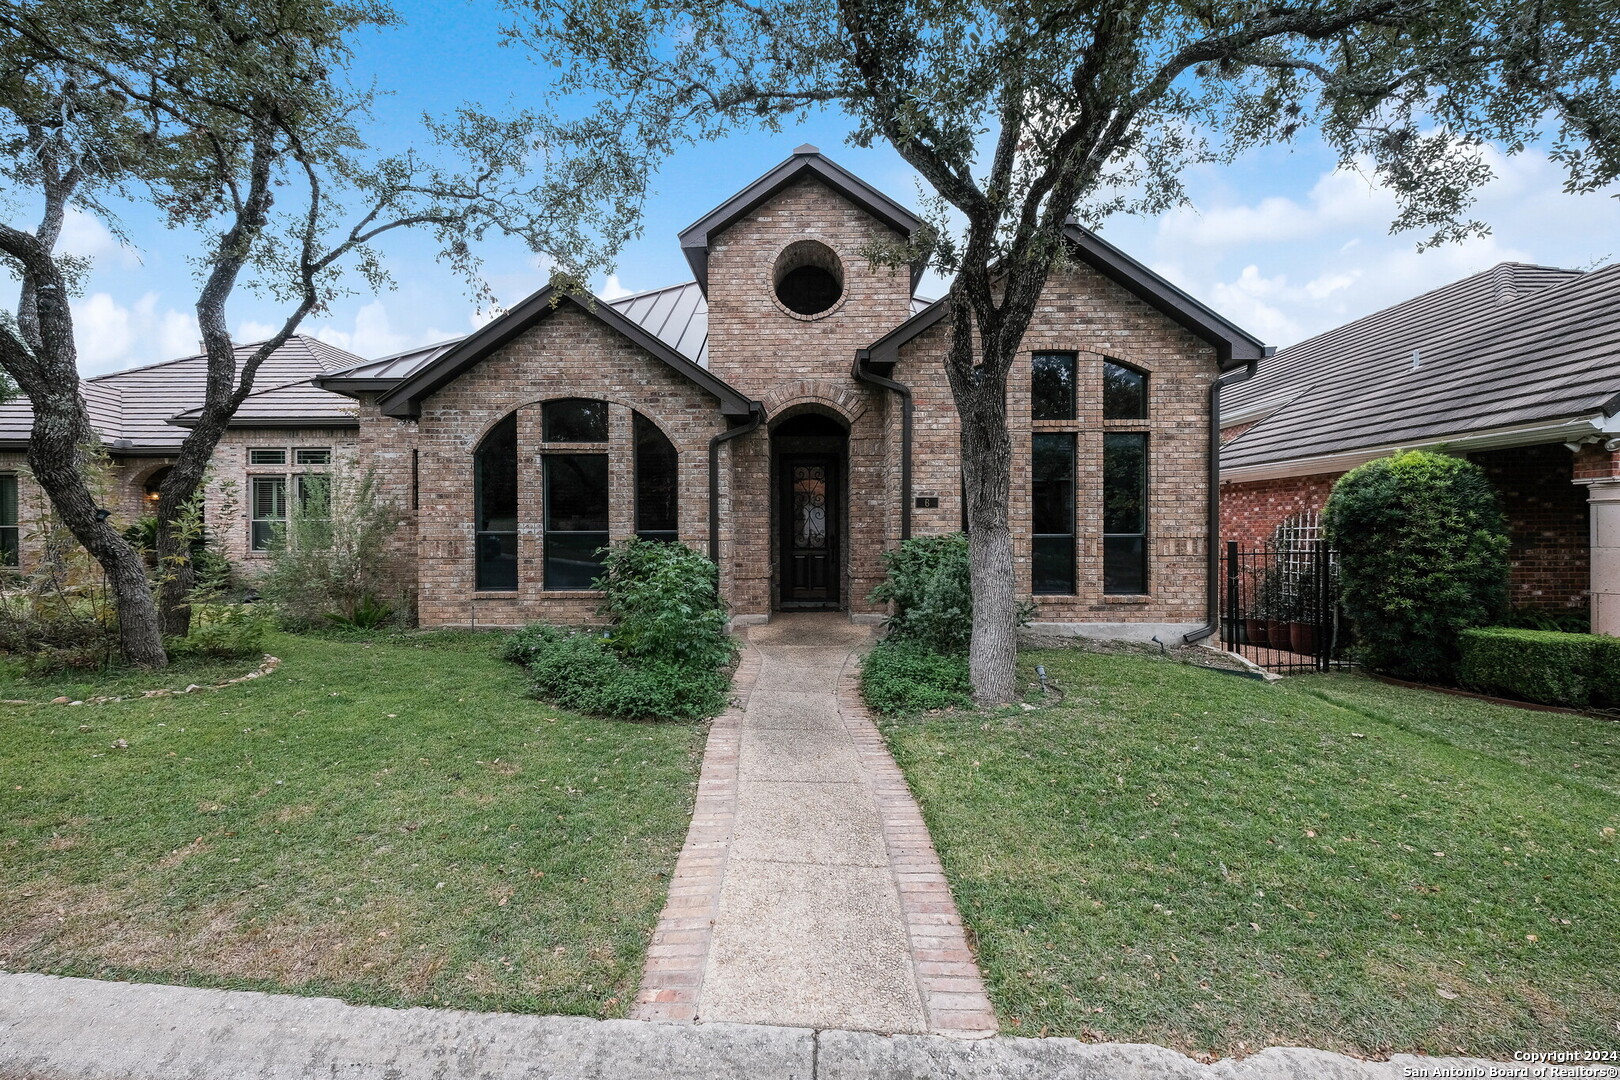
[{"left": 760, "top": 380, "right": 868, "bottom": 424}]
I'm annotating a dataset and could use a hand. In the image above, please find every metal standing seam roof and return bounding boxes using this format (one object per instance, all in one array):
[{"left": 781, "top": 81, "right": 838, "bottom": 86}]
[
  {"left": 0, "top": 335, "right": 366, "bottom": 451},
  {"left": 1222, "top": 262, "right": 1620, "bottom": 471}
]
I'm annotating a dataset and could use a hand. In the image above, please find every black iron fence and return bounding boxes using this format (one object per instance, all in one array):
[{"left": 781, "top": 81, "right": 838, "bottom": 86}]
[{"left": 1220, "top": 538, "right": 1353, "bottom": 674}]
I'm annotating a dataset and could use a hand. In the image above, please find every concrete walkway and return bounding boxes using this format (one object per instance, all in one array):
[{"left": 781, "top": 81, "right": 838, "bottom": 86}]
[
  {"left": 0, "top": 971, "right": 1518, "bottom": 1080},
  {"left": 632, "top": 614, "right": 996, "bottom": 1036}
]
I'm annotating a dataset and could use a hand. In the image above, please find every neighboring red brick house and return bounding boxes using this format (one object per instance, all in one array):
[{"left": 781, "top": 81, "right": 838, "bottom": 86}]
[
  {"left": 1220, "top": 262, "right": 1620, "bottom": 635},
  {"left": 3, "top": 147, "right": 1269, "bottom": 642}
]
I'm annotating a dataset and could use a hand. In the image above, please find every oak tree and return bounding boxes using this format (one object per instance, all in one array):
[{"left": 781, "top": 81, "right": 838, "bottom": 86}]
[{"left": 0, "top": 0, "right": 632, "bottom": 664}]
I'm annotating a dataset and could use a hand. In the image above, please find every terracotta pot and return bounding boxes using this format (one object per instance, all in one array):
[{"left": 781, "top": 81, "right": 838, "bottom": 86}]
[
  {"left": 1290, "top": 621, "right": 1318, "bottom": 655},
  {"left": 1244, "top": 619, "right": 1269, "bottom": 646},
  {"left": 1266, "top": 620, "right": 1287, "bottom": 648}
]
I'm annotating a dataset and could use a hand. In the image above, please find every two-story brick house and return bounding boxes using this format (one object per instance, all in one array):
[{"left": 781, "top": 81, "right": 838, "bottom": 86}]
[{"left": 3, "top": 146, "right": 1266, "bottom": 642}]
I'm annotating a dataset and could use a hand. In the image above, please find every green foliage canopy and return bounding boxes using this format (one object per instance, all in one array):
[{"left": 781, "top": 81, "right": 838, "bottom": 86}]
[{"left": 1324, "top": 450, "right": 1509, "bottom": 681}]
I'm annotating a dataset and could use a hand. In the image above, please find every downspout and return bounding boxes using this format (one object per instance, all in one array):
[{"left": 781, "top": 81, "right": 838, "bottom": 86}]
[
  {"left": 708, "top": 404, "right": 765, "bottom": 563},
  {"left": 1182, "top": 356, "right": 1261, "bottom": 645},
  {"left": 852, "top": 350, "right": 912, "bottom": 540}
]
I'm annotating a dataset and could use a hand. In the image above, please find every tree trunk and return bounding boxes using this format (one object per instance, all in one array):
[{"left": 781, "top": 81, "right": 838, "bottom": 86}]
[
  {"left": 155, "top": 525, "right": 196, "bottom": 637},
  {"left": 24, "top": 415, "right": 167, "bottom": 668},
  {"left": 961, "top": 399, "right": 1019, "bottom": 703}
]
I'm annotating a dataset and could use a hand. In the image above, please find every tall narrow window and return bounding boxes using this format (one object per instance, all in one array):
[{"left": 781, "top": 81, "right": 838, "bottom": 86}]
[
  {"left": 0, "top": 475, "right": 18, "bottom": 567},
  {"left": 634, "top": 412, "right": 678, "bottom": 542},
  {"left": 542, "top": 398, "right": 608, "bottom": 442},
  {"left": 1103, "top": 360, "right": 1148, "bottom": 419},
  {"left": 250, "top": 476, "right": 287, "bottom": 551},
  {"left": 1032, "top": 433, "right": 1076, "bottom": 594},
  {"left": 1032, "top": 352, "right": 1076, "bottom": 420},
  {"left": 475, "top": 413, "right": 519, "bottom": 591},
  {"left": 544, "top": 454, "right": 609, "bottom": 589},
  {"left": 1104, "top": 432, "right": 1148, "bottom": 593}
]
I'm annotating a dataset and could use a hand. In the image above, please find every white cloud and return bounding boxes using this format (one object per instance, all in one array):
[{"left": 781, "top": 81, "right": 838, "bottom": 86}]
[
  {"left": 70, "top": 291, "right": 197, "bottom": 375},
  {"left": 305, "top": 299, "right": 460, "bottom": 360},
  {"left": 598, "top": 274, "right": 634, "bottom": 300},
  {"left": 1147, "top": 142, "right": 1619, "bottom": 347},
  {"left": 59, "top": 208, "right": 141, "bottom": 269}
]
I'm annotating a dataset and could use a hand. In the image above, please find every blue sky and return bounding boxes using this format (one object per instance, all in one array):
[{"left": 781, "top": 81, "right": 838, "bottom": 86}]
[{"left": 30, "top": 0, "right": 1620, "bottom": 375}]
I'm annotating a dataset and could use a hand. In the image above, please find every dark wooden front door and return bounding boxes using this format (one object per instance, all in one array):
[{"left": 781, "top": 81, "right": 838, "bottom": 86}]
[{"left": 779, "top": 453, "right": 840, "bottom": 608}]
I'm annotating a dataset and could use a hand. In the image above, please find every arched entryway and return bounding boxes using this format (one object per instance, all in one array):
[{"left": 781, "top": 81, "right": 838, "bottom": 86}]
[{"left": 772, "top": 410, "right": 849, "bottom": 611}]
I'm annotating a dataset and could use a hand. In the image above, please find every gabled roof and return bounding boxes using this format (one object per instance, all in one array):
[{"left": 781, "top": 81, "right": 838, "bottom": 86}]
[
  {"left": 858, "top": 225, "right": 1268, "bottom": 370},
  {"left": 1222, "top": 262, "right": 1620, "bottom": 473},
  {"left": 374, "top": 285, "right": 754, "bottom": 420},
  {"left": 0, "top": 335, "right": 364, "bottom": 452},
  {"left": 1063, "top": 225, "right": 1268, "bottom": 369},
  {"left": 678, "top": 145, "right": 926, "bottom": 293}
]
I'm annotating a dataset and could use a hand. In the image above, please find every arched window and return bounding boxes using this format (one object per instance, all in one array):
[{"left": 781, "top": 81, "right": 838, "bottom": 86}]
[
  {"left": 475, "top": 413, "right": 519, "bottom": 591},
  {"left": 634, "top": 412, "right": 678, "bottom": 542},
  {"left": 1103, "top": 359, "right": 1148, "bottom": 419}
]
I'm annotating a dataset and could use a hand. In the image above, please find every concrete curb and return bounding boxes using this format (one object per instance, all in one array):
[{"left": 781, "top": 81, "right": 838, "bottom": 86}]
[{"left": 0, "top": 971, "right": 1513, "bottom": 1080}]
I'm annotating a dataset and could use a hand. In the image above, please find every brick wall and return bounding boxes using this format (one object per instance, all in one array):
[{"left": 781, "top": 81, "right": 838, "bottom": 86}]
[
  {"left": 895, "top": 260, "right": 1223, "bottom": 628},
  {"left": 1471, "top": 444, "right": 1589, "bottom": 609},
  {"left": 1219, "top": 472, "right": 1342, "bottom": 549},
  {"left": 408, "top": 304, "right": 728, "bottom": 629}
]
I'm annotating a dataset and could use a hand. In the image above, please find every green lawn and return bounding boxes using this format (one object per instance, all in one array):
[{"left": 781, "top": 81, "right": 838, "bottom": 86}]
[
  {"left": 879, "top": 648, "right": 1620, "bottom": 1058},
  {"left": 0, "top": 631, "right": 705, "bottom": 1016}
]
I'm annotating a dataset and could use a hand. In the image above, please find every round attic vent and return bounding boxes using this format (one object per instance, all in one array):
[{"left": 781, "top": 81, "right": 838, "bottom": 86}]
[{"left": 772, "top": 240, "right": 844, "bottom": 317}]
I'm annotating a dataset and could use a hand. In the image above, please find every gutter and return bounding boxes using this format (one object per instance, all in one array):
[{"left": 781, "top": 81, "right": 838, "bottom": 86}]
[
  {"left": 852, "top": 350, "right": 912, "bottom": 540},
  {"left": 1183, "top": 358, "right": 1261, "bottom": 646},
  {"left": 708, "top": 404, "right": 765, "bottom": 563}
]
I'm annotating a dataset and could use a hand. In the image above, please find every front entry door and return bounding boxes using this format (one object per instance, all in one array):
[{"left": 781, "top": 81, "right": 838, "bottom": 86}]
[{"left": 779, "top": 453, "right": 840, "bottom": 608}]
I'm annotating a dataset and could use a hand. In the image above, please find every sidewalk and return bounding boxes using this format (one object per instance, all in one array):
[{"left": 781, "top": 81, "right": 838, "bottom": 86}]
[
  {"left": 632, "top": 614, "right": 995, "bottom": 1036},
  {"left": 0, "top": 970, "right": 1508, "bottom": 1079}
]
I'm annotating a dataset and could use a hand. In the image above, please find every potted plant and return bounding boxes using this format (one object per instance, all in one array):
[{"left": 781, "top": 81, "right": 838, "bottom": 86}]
[
  {"left": 1242, "top": 564, "right": 1269, "bottom": 645},
  {"left": 1288, "top": 560, "right": 1320, "bottom": 655},
  {"left": 1258, "top": 562, "right": 1290, "bottom": 648}
]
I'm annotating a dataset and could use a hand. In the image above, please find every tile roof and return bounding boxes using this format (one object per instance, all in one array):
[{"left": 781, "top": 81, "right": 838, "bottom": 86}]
[
  {"left": 0, "top": 335, "right": 365, "bottom": 451},
  {"left": 1222, "top": 262, "right": 1620, "bottom": 471}
]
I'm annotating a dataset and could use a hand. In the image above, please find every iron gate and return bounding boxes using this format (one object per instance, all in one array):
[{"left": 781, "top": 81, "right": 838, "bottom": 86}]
[{"left": 1220, "top": 538, "right": 1352, "bottom": 673}]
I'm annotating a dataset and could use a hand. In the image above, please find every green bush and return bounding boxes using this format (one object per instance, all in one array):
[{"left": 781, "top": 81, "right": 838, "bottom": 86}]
[
  {"left": 1457, "top": 627, "right": 1620, "bottom": 707},
  {"left": 594, "top": 537, "right": 733, "bottom": 672},
  {"left": 1324, "top": 451, "right": 1509, "bottom": 681},
  {"left": 256, "top": 464, "right": 408, "bottom": 631},
  {"left": 868, "top": 533, "right": 974, "bottom": 654},
  {"left": 859, "top": 637, "right": 972, "bottom": 716},
  {"left": 167, "top": 601, "right": 272, "bottom": 661},
  {"left": 504, "top": 539, "right": 735, "bottom": 721}
]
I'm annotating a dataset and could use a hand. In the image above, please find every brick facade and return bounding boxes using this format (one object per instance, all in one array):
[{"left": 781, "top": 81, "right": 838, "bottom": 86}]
[
  {"left": 896, "top": 260, "right": 1222, "bottom": 631},
  {"left": 407, "top": 304, "right": 727, "bottom": 628}
]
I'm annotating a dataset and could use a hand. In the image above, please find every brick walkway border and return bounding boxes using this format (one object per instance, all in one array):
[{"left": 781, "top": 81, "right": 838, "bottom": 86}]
[
  {"left": 633, "top": 635, "right": 997, "bottom": 1039},
  {"left": 631, "top": 645, "right": 761, "bottom": 1022},
  {"left": 835, "top": 654, "right": 998, "bottom": 1039}
]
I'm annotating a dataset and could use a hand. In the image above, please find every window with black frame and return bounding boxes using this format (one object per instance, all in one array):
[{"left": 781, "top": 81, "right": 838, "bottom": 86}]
[
  {"left": 634, "top": 412, "right": 678, "bottom": 542},
  {"left": 1102, "top": 359, "right": 1148, "bottom": 420},
  {"left": 474, "top": 413, "right": 519, "bottom": 591},
  {"left": 1032, "top": 352, "right": 1076, "bottom": 421},
  {"left": 1032, "top": 433, "right": 1076, "bottom": 594},
  {"left": 542, "top": 398, "right": 608, "bottom": 442},
  {"left": 0, "top": 475, "right": 18, "bottom": 567},
  {"left": 544, "top": 453, "right": 609, "bottom": 589},
  {"left": 1103, "top": 432, "right": 1148, "bottom": 594}
]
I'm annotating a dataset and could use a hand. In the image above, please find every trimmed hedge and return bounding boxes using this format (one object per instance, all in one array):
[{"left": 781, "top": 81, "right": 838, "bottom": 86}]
[
  {"left": 1457, "top": 627, "right": 1620, "bottom": 707},
  {"left": 859, "top": 637, "right": 973, "bottom": 716}
]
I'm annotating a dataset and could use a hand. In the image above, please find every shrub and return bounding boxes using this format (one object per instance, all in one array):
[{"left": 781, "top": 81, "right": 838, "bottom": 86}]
[
  {"left": 256, "top": 463, "right": 407, "bottom": 631},
  {"left": 504, "top": 539, "right": 735, "bottom": 721},
  {"left": 1504, "top": 605, "right": 1591, "bottom": 634},
  {"left": 859, "top": 637, "right": 972, "bottom": 716},
  {"left": 167, "top": 601, "right": 272, "bottom": 661},
  {"left": 1457, "top": 627, "right": 1620, "bottom": 707},
  {"left": 1324, "top": 451, "right": 1509, "bottom": 681},
  {"left": 869, "top": 533, "right": 974, "bottom": 654},
  {"left": 594, "top": 537, "right": 733, "bottom": 672}
]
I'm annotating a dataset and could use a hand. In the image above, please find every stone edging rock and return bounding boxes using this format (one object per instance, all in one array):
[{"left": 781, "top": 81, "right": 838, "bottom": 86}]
[{"left": 0, "top": 654, "right": 282, "bottom": 707}]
